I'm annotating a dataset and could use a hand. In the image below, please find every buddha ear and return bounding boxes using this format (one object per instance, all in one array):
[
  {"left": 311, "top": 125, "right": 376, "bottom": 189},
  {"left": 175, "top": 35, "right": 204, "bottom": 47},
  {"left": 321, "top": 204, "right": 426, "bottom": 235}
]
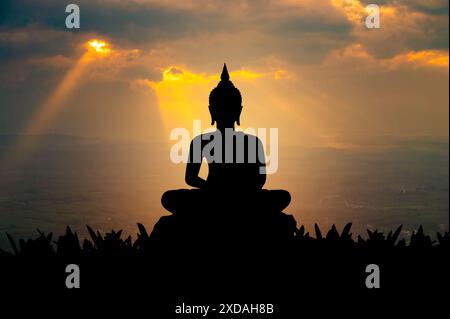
[
  {"left": 208, "top": 105, "right": 216, "bottom": 125},
  {"left": 236, "top": 105, "right": 243, "bottom": 126}
]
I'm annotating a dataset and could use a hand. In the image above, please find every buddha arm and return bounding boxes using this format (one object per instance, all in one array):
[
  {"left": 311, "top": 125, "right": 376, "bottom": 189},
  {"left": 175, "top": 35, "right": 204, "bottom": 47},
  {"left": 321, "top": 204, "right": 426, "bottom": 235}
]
[
  {"left": 185, "top": 161, "right": 207, "bottom": 189},
  {"left": 257, "top": 167, "right": 266, "bottom": 189},
  {"left": 185, "top": 139, "right": 207, "bottom": 189},
  {"left": 256, "top": 138, "right": 266, "bottom": 189}
]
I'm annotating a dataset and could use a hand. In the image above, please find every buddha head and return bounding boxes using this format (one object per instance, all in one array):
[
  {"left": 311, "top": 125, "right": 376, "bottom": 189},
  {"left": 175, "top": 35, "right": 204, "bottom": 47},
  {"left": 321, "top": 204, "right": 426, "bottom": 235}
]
[{"left": 209, "top": 64, "right": 242, "bottom": 129}]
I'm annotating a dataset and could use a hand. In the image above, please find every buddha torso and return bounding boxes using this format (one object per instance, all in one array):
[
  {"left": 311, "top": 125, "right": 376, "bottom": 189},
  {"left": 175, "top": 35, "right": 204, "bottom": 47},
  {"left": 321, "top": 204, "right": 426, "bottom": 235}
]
[{"left": 189, "top": 131, "right": 266, "bottom": 190}]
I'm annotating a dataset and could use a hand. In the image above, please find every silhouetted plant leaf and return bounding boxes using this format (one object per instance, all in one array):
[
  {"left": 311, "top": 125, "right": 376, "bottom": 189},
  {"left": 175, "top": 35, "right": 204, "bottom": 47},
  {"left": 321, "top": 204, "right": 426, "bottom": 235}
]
[
  {"left": 357, "top": 235, "right": 364, "bottom": 245},
  {"left": 418, "top": 225, "right": 424, "bottom": 236},
  {"left": 86, "top": 225, "right": 103, "bottom": 248},
  {"left": 125, "top": 235, "right": 132, "bottom": 246},
  {"left": 137, "top": 223, "right": 149, "bottom": 240},
  {"left": 19, "top": 239, "right": 26, "bottom": 252},
  {"left": 314, "top": 224, "right": 322, "bottom": 240},
  {"left": 387, "top": 230, "right": 393, "bottom": 240},
  {"left": 6, "top": 233, "right": 18, "bottom": 255},
  {"left": 298, "top": 225, "right": 305, "bottom": 237},
  {"left": 133, "top": 237, "right": 140, "bottom": 249},
  {"left": 390, "top": 225, "right": 402, "bottom": 244},
  {"left": 341, "top": 223, "right": 352, "bottom": 238},
  {"left": 326, "top": 224, "right": 339, "bottom": 240}
]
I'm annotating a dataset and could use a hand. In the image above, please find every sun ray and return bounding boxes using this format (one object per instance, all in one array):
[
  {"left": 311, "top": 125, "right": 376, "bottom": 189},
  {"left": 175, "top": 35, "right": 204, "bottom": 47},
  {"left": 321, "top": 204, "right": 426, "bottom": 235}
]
[{"left": 2, "top": 40, "right": 111, "bottom": 167}]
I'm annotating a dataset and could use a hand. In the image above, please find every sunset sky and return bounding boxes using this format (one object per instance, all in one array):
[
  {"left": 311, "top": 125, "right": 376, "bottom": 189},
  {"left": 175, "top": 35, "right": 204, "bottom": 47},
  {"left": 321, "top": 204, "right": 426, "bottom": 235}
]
[
  {"left": 0, "top": 0, "right": 448, "bottom": 240},
  {"left": 1, "top": 0, "right": 448, "bottom": 145}
]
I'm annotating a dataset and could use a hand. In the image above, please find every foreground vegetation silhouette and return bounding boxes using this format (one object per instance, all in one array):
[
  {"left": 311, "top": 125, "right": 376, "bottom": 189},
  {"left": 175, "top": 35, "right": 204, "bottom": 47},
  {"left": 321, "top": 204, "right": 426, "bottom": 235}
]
[
  {"left": 1, "top": 221, "right": 448, "bottom": 312},
  {"left": 1, "top": 222, "right": 448, "bottom": 257}
]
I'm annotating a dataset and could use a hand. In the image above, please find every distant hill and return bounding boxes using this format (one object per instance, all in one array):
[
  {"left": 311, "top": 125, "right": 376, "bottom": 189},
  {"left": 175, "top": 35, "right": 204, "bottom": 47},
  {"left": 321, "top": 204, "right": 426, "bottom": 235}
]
[{"left": 0, "top": 133, "right": 96, "bottom": 146}]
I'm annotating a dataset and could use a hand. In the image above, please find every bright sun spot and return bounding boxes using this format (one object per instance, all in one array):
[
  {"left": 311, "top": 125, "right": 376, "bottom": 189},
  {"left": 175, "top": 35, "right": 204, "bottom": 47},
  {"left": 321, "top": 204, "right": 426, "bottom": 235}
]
[{"left": 88, "top": 39, "right": 111, "bottom": 55}]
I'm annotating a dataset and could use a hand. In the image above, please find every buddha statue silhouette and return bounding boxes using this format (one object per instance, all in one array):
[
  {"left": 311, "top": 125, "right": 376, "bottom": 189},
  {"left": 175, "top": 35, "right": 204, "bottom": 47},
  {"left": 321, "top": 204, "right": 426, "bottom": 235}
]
[{"left": 161, "top": 64, "right": 291, "bottom": 217}]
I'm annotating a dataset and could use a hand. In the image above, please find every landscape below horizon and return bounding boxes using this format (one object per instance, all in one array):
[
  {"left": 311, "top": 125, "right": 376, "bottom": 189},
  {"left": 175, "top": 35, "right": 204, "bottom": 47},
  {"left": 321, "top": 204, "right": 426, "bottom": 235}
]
[{"left": 0, "top": 134, "right": 448, "bottom": 251}]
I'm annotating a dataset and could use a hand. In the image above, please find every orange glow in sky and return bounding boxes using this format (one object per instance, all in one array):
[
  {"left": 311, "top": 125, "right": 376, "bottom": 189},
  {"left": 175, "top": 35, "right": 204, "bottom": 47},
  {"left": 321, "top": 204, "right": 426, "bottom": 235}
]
[
  {"left": 142, "top": 66, "right": 287, "bottom": 131},
  {"left": 88, "top": 39, "right": 111, "bottom": 55}
]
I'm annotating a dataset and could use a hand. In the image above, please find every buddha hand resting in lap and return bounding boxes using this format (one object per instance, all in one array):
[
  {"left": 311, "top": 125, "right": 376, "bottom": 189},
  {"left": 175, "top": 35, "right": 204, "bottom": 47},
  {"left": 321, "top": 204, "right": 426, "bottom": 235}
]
[{"left": 162, "top": 64, "right": 290, "bottom": 215}]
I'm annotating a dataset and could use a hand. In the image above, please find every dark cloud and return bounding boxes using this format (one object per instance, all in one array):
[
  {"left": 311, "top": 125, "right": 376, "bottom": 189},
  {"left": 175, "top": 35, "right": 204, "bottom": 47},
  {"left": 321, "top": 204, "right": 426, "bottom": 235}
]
[
  {"left": 2, "top": 0, "right": 447, "bottom": 64},
  {"left": 0, "top": 28, "right": 73, "bottom": 61},
  {"left": 0, "top": 0, "right": 65, "bottom": 28},
  {"left": 0, "top": 0, "right": 239, "bottom": 46}
]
